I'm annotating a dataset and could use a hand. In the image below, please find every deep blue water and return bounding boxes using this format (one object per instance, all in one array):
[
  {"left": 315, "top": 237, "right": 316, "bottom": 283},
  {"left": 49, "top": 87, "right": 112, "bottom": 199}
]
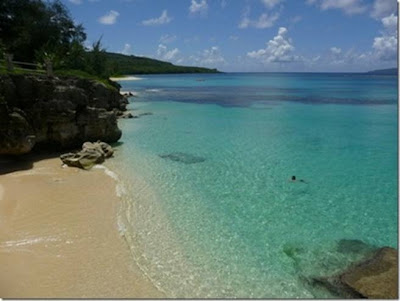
[{"left": 109, "top": 73, "right": 398, "bottom": 298}]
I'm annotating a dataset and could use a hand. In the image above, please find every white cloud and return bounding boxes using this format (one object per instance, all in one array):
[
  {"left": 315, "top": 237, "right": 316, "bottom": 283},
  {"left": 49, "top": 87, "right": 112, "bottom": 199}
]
[
  {"left": 229, "top": 35, "right": 239, "bottom": 41},
  {"left": 330, "top": 47, "right": 342, "bottom": 54},
  {"left": 371, "top": 13, "right": 398, "bottom": 61},
  {"left": 121, "top": 43, "right": 132, "bottom": 55},
  {"left": 69, "top": 0, "right": 82, "bottom": 4},
  {"left": 308, "top": 0, "right": 367, "bottom": 15},
  {"left": 239, "top": 8, "right": 279, "bottom": 29},
  {"left": 189, "top": 0, "right": 208, "bottom": 14},
  {"left": 190, "top": 46, "right": 226, "bottom": 67},
  {"left": 142, "top": 10, "right": 172, "bottom": 26},
  {"left": 247, "top": 27, "right": 298, "bottom": 63},
  {"left": 373, "top": 36, "right": 397, "bottom": 60},
  {"left": 160, "top": 34, "right": 177, "bottom": 44},
  {"left": 261, "top": 0, "right": 284, "bottom": 9},
  {"left": 98, "top": 10, "right": 119, "bottom": 25},
  {"left": 371, "top": 0, "right": 397, "bottom": 19},
  {"left": 381, "top": 13, "right": 397, "bottom": 33},
  {"left": 157, "top": 44, "right": 180, "bottom": 61}
]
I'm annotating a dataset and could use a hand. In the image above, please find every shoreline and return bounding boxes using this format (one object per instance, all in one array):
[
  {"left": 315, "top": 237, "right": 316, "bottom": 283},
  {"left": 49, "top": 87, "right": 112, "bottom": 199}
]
[{"left": 0, "top": 156, "right": 164, "bottom": 298}]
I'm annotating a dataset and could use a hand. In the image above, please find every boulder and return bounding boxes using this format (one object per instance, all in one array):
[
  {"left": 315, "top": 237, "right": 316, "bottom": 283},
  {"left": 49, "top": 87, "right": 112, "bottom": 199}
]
[
  {"left": 120, "top": 112, "right": 135, "bottom": 119},
  {"left": 60, "top": 141, "right": 113, "bottom": 170},
  {"left": 340, "top": 247, "right": 398, "bottom": 299},
  {"left": 312, "top": 247, "right": 398, "bottom": 299},
  {"left": 337, "top": 239, "right": 376, "bottom": 255}
]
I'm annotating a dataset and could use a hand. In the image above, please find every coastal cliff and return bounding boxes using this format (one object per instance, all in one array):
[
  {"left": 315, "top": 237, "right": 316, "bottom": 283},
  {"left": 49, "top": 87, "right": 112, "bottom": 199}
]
[{"left": 0, "top": 74, "right": 127, "bottom": 155}]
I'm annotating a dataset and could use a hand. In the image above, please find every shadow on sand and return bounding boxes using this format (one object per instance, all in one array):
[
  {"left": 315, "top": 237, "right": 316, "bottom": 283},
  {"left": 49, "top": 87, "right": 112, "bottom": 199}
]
[{"left": 0, "top": 152, "right": 63, "bottom": 176}]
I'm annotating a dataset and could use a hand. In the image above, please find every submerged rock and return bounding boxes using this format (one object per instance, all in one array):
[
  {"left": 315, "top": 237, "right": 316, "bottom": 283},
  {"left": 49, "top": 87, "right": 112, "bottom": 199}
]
[
  {"left": 341, "top": 247, "right": 398, "bottom": 299},
  {"left": 312, "top": 247, "right": 398, "bottom": 299},
  {"left": 60, "top": 141, "right": 113, "bottom": 170},
  {"left": 159, "top": 152, "right": 206, "bottom": 164},
  {"left": 337, "top": 239, "right": 375, "bottom": 255}
]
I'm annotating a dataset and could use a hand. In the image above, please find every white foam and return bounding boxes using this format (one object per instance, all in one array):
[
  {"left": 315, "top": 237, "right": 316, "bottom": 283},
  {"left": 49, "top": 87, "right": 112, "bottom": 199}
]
[
  {"left": 121, "top": 90, "right": 139, "bottom": 96},
  {"left": 0, "top": 237, "right": 61, "bottom": 248},
  {"left": 110, "top": 76, "right": 144, "bottom": 81},
  {"left": 94, "top": 165, "right": 127, "bottom": 198}
]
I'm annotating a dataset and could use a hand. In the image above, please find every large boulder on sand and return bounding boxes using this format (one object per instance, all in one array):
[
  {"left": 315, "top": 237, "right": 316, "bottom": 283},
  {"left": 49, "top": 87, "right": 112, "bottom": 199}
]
[{"left": 60, "top": 141, "right": 114, "bottom": 170}]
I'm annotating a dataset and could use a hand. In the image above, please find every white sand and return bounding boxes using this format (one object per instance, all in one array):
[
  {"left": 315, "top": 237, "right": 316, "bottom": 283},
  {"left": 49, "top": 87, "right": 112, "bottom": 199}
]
[{"left": 0, "top": 157, "right": 164, "bottom": 298}]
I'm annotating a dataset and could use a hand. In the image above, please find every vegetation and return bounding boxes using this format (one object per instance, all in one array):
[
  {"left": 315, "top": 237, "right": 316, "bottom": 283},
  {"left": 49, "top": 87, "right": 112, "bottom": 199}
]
[
  {"left": 104, "top": 52, "right": 219, "bottom": 75},
  {"left": 0, "top": 0, "right": 219, "bottom": 80},
  {"left": 366, "top": 68, "right": 397, "bottom": 75}
]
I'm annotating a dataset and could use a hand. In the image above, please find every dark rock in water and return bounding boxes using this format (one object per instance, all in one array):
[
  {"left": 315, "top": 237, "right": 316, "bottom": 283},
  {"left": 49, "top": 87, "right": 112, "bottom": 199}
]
[
  {"left": 60, "top": 141, "right": 113, "bottom": 170},
  {"left": 120, "top": 112, "right": 135, "bottom": 119},
  {"left": 138, "top": 112, "right": 153, "bottom": 117},
  {"left": 312, "top": 247, "right": 398, "bottom": 299},
  {"left": 159, "top": 152, "right": 206, "bottom": 164},
  {"left": 340, "top": 247, "right": 398, "bottom": 299},
  {"left": 311, "top": 276, "right": 364, "bottom": 298},
  {"left": 337, "top": 239, "right": 376, "bottom": 255}
]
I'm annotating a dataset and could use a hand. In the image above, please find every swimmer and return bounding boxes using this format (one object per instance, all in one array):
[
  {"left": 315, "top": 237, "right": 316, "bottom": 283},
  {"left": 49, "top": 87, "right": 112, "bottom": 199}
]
[{"left": 290, "top": 176, "right": 307, "bottom": 183}]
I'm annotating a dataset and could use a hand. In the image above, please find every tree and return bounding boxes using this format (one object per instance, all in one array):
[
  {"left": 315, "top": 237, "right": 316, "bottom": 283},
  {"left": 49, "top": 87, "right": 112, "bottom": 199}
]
[
  {"left": 0, "top": 0, "right": 86, "bottom": 63},
  {"left": 87, "top": 38, "right": 107, "bottom": 77}
]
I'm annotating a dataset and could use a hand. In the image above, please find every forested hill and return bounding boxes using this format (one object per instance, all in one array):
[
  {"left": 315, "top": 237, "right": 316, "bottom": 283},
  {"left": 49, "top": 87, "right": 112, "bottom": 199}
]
[
  {"left": 366, "top": 68, "right": 398, "bottom": 75},
  {"left": 105, "top": 52, "right": 220, "bottom": 75}
]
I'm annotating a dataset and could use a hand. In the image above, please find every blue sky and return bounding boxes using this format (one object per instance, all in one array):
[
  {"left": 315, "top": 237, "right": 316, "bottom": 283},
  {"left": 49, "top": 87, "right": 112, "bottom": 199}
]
[{"left": 62, "top": 0, "right": 398, "bottom": 72}]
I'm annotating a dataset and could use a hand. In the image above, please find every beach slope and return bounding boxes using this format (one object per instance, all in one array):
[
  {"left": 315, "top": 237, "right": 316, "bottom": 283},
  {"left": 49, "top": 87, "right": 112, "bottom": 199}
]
[{"left": 0, "top": 157, "right": 163, "bottom": 298}]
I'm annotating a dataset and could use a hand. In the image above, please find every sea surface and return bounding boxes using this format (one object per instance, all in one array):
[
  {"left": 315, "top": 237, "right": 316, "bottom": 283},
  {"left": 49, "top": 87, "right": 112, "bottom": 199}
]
[{"left": 109, "top": 73, "right": 398, "bottom": 298}]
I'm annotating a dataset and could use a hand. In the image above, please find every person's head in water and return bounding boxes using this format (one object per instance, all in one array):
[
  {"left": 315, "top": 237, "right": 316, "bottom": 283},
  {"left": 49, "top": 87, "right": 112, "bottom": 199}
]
[{"left": 292, "top": 176, "right": 296, "bottom": 181}]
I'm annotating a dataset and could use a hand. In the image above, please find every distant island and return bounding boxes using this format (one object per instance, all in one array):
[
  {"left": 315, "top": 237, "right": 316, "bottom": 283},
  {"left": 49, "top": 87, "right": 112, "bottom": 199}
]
[
  {"left": 366, "top": 68, "right": 398, "bottom": 75},
  {"left": 105, "top": 52, "right": 219, "bottom": 75}
]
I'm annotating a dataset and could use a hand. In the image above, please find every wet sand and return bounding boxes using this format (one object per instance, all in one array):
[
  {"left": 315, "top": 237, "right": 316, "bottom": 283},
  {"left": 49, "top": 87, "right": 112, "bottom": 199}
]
[{"left": 0, "top": 156, "right": 164, "bottom": 298}]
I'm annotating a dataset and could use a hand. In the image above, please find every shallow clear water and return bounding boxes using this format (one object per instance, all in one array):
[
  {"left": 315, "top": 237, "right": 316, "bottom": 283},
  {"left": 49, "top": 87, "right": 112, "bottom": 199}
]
[{"left": 110, "top": 73, "right": 397, "bottom": 298}]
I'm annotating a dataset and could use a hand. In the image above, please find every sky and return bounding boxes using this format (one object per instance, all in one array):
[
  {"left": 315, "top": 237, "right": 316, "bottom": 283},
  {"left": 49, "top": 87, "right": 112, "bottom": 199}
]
[{"left": 62, "top": 0, "right": 398, "bottom": 72}]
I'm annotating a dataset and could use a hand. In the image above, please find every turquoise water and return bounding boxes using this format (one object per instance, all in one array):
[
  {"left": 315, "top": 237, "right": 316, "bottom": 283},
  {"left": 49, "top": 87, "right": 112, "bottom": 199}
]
[{"left": 109, "top": 73, "right": 397, "bottom": 298}]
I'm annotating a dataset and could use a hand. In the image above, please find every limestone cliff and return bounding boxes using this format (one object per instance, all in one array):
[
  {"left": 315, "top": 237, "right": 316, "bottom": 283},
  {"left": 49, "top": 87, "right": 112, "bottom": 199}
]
[{"left": 0, "top": 74, "right": 127, "bottom": 155}]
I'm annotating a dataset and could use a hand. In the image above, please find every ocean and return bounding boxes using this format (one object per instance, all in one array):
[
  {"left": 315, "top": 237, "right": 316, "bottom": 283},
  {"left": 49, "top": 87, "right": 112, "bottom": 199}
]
[{"left": 108, "top": 73, "right": 397, "bottom": 298}]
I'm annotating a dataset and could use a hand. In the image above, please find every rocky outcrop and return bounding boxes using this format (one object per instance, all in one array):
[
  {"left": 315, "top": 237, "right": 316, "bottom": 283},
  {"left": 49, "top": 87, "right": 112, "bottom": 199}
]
[
  {"left": 0, "top": 74, "right": 127, "bottom": 155},
  {"left": 312, "top": 247, "right": 398, "bottom": 299},
  {"left": 60, "top": 141, "right": 114, "bottom": 170}
]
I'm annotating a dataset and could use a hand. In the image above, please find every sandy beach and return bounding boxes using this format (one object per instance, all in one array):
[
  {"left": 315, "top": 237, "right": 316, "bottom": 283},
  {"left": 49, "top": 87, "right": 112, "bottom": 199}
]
[{"left": 0, "top": 155, "right": 164, "bottom": 298}]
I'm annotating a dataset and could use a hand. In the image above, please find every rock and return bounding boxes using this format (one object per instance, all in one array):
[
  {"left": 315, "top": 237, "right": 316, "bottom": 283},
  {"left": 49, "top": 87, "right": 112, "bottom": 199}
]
[
  {"left": 0, "top": 99, "right": 36, "bottom": 155},
  {"left": 159, "top": 152, "right": 206, "bottom": 164},
  {"left": 340, "top": 247, "right": 398, "bottom": 299},
  {"left": 138, "top": 112, "right": 153, "bottom": 117},
  {"left": 60, "top": 141, "right": 113, "bottom": 169},
  {"left": 120, "top": 112, "right": 135, "bottom": 119},
  {"left": 337, "top": 239, "right": 375, "bottom": 255},
  {"left": 312, "top": 247, "right": 398, "bottom": 299},
  {"left": 0, "top": 74, "right": 124, "bottom": 154}
]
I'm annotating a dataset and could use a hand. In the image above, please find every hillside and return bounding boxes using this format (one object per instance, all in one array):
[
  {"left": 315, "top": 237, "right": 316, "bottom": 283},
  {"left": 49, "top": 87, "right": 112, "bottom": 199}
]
[
  {"left": 105, "top": 52, "right": 220, "bottom": 75},
  {"left": 366, "top": 68, "right": 398, "bottom": 75}
]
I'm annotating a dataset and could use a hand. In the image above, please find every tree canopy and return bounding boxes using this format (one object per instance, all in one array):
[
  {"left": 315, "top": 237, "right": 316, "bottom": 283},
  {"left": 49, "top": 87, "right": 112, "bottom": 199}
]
[{"left": 0, "top": 0, "right": 219, "bottom": 78}]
